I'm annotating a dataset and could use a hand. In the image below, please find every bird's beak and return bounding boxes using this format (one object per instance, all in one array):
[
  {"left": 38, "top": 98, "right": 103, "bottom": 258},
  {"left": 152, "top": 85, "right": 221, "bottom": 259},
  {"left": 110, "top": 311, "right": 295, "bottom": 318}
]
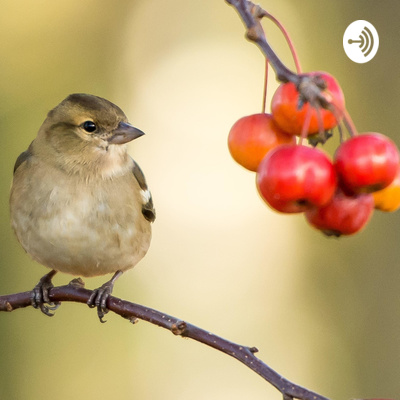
[{"left": 107, "top": 122, "right": 145, "bottom": 145}]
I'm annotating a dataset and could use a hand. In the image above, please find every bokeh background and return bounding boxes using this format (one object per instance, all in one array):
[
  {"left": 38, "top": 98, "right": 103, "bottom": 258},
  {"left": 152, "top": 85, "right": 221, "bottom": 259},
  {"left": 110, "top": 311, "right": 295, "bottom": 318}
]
[{"left": 1, "top": 1, "right": 400, "bottom": 399}]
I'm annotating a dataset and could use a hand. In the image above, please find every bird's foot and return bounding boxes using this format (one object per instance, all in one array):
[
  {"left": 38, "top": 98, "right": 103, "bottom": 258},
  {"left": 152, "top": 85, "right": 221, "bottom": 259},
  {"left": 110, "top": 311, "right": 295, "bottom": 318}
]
[
  {"left": 87, "top": 271, "right": 123, "bottom": 323},
  {"left": 31, "top": 270, "right": 60, "bottom": 316},
  {"left": 87, "top": 283, "right": 112, "bottom": 323}
]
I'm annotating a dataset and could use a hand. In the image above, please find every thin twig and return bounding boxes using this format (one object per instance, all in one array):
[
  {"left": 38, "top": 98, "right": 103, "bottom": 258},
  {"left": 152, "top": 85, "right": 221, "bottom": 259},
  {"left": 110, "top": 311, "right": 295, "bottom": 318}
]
[
  {"left": 226, "top": 0, "right": 299, "bottom": 84},
  {"left": 0, "top": 284, "right": 330, "bottom": 400}
]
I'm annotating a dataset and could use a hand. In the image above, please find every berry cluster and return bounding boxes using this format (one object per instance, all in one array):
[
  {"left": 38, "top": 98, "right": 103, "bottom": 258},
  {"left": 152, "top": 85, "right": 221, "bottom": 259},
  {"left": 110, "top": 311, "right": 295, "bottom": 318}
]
[{"left": 228, "top": 70, "right": 400, "bottom": 237}]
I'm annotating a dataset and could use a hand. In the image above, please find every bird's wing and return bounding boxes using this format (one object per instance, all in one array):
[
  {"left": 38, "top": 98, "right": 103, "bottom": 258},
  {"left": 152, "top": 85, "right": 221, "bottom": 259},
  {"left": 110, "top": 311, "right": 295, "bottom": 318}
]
[
  {"left": 132, "top": 160, "right": 156, "bottom": 223},
  {"left": 13, "top": 143, "right": 33, "bottom": 174}
]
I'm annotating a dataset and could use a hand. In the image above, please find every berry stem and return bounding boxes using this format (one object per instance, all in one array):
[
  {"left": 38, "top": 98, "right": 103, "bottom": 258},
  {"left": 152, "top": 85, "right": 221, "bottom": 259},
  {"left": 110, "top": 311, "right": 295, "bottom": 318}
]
[
  {"left": 337, "top": 123, "right": 344, "bottom": 143},
  {"left": 299, "top": 106, "right": 313, "bottom": 145},
  {"left": 262, "top": 10, "right": 302, "bottom": 74},
  {"left": 321, "top": 88, "right": 358, "bottom": 139},
  {"left": 342, "top": 108, "right": 358, "bottom": 137},
  {"left": 261, "top": 58, "right": 269, "bottom": 113},
  {"left": 316, "top": 106, "right": 324, "bottom": 136}
]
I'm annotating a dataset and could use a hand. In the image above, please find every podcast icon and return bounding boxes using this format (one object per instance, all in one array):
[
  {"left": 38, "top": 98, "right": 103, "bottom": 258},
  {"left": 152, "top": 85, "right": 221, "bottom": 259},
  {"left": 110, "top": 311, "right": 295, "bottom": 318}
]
[{"left": 343, "top": 20, "right": 379, "bottom": 64}]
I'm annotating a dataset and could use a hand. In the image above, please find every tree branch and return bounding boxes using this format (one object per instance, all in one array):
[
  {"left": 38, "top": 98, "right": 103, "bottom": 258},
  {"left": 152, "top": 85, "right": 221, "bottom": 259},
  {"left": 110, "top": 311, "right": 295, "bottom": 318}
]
[
  {"left": 226, "top": 0, "right": 299, "bottom": 84},
  {"left": 226, "top": 0, "right": 341, "bottom": 121},
  {"left": 0, "top": 283, "right": 330, "bottom": 400}
]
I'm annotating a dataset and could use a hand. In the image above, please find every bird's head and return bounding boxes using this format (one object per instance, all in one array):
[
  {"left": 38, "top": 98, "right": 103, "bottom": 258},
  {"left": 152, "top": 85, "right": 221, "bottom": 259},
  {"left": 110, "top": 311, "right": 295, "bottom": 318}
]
[{"left": 35, "top": 94, "right": 144, "bottom": 177}]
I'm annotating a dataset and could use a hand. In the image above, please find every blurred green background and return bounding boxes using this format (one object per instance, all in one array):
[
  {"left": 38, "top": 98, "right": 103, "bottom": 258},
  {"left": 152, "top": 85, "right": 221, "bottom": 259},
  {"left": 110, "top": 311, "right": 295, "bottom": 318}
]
[{"left": 1, "top": 1, "right": 400, "bottom": 399}]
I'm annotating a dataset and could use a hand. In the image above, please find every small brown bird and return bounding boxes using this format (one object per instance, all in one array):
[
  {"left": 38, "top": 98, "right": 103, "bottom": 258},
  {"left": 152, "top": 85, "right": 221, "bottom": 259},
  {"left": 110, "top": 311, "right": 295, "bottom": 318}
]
[{"left": 10, "top": 94, "right": 155, "bottom": 321}]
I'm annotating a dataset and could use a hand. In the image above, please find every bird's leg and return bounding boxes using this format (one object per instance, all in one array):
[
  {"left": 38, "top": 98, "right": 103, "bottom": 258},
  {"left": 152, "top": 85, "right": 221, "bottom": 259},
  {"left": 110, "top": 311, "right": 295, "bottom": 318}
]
[
  {"left": 31, "top": 269, "right": 60, "bottom": 316},
  {"left": 87, "top": 270, "right": 123, "bottom": 323}
]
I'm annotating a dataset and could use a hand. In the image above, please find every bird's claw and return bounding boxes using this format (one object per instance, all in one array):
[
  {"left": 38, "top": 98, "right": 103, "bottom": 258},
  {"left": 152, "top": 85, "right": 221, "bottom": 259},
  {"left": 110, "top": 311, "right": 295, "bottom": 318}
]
[
  {"left": 87, "top": 283, "right": 113, "bottom": 323},
  {"left": 31, "top": 270, "right": 60, "bottom": 317},
  {"left": 87, "top": 271, "right": 123, "bottom": 323}
]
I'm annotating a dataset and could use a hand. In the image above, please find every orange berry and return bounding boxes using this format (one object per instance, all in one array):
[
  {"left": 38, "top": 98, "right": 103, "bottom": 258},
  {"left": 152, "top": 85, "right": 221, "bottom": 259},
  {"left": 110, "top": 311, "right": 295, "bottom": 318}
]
[
  {"left": 271, "top": 72, "right": 345, "bottom": 136},
  {"left": 373, "top": 165, "right": 400, "bottom": 212},
  {"left": 228, "top": 113, "right": 295, "bottom": 172}
]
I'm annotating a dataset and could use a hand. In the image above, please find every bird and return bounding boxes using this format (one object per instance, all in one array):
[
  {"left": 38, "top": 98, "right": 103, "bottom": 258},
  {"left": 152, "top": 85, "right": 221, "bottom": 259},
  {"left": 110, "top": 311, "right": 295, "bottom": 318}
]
[{"left": 9, "top": 93, "right": 156, "bottom": 322}]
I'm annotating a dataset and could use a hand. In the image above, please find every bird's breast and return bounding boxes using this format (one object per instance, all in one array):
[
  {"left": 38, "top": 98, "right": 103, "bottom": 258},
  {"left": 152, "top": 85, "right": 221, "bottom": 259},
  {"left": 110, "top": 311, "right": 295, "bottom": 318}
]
[{"left": 11, "top": 165, "right": 151, "bottom": 277}]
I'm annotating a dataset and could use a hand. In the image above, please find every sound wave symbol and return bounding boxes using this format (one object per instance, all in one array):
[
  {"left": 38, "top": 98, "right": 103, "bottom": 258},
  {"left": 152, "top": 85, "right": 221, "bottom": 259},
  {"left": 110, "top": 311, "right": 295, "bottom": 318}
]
[{"left": 348, "top": 27, "right": 374, "bottom": 57}]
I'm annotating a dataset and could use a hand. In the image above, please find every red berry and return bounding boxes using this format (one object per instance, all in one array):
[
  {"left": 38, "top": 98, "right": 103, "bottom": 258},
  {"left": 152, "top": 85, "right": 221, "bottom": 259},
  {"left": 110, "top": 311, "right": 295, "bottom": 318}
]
[
  {"left": 256, "top": 145, "right": 337, "bottom": 213},
  {"left": 305, "top": 190, "right": 374, "bottom": 236},
  {"left": 228, "top": 113, "right": 295, "bottom": 172},
  {"left": 334, "top": 133, "right": 400, "bottom": 193},
  {"left": 271, "top": 71, "right": 345, "bottom": 136}
]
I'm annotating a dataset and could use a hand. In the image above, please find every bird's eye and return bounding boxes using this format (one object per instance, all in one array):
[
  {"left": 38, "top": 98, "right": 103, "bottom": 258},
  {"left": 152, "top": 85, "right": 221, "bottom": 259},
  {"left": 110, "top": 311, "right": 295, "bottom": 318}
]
[{"left": 82, "top": 121, "right": 97, "bottom": 133}]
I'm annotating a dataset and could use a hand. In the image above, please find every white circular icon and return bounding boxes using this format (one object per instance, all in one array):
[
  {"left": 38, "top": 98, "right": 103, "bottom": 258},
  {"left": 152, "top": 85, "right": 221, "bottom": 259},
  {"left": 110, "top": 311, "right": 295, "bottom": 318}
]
[{"left": 343, "top": 20, "right": 379, "bottom": 63}]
